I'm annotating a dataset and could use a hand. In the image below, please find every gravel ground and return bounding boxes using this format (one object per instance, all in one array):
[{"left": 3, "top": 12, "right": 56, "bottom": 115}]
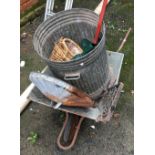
[{"left": 20, "top": 0, "right": 134, "bottom": 154}]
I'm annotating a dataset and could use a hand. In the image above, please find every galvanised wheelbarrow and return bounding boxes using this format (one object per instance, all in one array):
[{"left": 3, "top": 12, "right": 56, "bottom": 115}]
[
  {"left": 27, "top": 0, "right": 131, "bottom": 150},
  {"left": 28, "top": 50, "right": 124, "bottom": 150}
]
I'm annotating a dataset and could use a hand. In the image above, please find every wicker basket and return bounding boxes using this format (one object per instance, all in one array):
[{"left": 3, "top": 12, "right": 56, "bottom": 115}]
[{"left": 49, "top": 37, "right": 83, "bottom": 62}]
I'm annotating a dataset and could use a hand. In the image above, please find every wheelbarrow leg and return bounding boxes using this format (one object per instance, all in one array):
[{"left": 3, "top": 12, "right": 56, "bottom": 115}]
[{"left": 56, "top": 112, "right": 84, "bottom": 150}]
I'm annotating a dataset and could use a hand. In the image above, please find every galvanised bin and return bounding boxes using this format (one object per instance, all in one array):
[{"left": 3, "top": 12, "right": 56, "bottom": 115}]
[{"left": 33, "top": 8, "right": 110, "bottom": 99}]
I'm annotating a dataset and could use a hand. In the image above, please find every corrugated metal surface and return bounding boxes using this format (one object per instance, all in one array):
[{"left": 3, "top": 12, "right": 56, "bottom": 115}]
[
  {"left": 33, "top": 8, "right": 109, "bottom": 99},
  {"left": 29, "top": 51, "right": 124, "bottom": 121}
]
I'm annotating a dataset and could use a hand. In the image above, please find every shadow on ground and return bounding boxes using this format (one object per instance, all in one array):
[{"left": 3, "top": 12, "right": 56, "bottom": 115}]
[{"left": 20, "top": 0, "right": 134, "bottom": 154}]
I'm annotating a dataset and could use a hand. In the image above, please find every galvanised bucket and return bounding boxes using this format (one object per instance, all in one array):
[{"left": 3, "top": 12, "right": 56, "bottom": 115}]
[{"left": 33, "top": 8, "right": 110, "bottom": 99}]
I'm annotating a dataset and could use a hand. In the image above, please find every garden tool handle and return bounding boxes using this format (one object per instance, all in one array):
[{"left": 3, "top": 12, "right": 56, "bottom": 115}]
[{"left": 93, "top": 0, "right": 108, "bottom": 45}]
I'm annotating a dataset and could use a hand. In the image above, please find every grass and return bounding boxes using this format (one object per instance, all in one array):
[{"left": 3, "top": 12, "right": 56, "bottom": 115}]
[{"left": 105, "top": 0, "right": 134, "bottom": 92}]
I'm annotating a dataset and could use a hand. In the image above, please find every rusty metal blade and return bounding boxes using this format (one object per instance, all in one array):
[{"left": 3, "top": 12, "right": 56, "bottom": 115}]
[{"left": 29, "top": 72, "right": 94, "bottom": 108}]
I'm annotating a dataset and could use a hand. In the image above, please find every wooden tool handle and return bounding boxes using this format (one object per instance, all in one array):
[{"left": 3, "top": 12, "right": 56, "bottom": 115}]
[
  {"left": 94, "top": 0, "right": 111, "bottom": 15},
  {"left": 93, "top": 0, "right": 109, "bottom": 44}
]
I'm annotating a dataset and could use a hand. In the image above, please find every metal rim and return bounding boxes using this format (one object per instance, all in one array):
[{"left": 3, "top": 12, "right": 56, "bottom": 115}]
[{"left": 33, "top": 8, "right": 106, "bottom": 69}]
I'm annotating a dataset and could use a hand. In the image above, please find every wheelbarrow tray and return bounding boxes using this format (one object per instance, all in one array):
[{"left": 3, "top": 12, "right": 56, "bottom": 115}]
[{"left": 29, "top": 51, "right": 124, "bottom": 122}]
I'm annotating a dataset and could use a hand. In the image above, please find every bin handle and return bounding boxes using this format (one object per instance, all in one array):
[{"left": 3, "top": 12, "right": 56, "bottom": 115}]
[{"left": 64, "top": 72, "right": 80, "bottom": 80}]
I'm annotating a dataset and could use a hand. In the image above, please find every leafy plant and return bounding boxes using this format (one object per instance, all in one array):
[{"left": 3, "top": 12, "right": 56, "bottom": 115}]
[
  {"left": 107, "top": 21, "right": 115, "bottom": 30},
  {"left": 27, "top": 131, "right": 38, "bottom": 144}
]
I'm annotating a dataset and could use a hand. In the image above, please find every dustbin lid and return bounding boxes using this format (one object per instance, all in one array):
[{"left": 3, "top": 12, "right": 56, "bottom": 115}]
[{"left": 29, "top": 72, "right": 94, "bottom": 108}]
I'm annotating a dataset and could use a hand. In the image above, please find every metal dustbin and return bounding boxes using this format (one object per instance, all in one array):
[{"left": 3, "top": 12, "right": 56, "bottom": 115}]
[{"left": 33, "top": 8, "right": 110, "bottom": 99}]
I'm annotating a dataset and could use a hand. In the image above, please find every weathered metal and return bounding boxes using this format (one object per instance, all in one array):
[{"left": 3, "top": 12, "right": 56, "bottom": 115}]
[
  {"left": 28, "top": 50, "right": 124, "bottom": 150},
  {"left": 56, "top": 113, "right": 84, "bottom": 150},
  {"left": 21, "top": 0, "right": 123, "bottom": 151},
  {"left": 96, "top": 82, "right": 124, "bottom": 123},
  {"left": 56, "top": 82, "right": 123, "bottom": 150},
  {"left": 44, "top": 0, "right": 73, "bottom": 20},
  {"left": 29, "top": 51, "right": 124, "bottom": 122},
  {"left": 33, "top": 8, "right": 110, "bottom": 99},
  {"left": 29, "top": 72, "right": 94, "bottom": 108}
]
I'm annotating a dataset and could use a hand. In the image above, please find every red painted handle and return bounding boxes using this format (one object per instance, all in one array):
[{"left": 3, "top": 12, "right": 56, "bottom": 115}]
[{"left": 93, "top": 0, "right": 108, "bottom": 45}]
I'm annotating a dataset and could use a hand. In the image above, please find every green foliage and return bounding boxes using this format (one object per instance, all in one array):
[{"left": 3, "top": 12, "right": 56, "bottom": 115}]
[{"left": 27, "top": 131, "right": 38, "bottom": 144}]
